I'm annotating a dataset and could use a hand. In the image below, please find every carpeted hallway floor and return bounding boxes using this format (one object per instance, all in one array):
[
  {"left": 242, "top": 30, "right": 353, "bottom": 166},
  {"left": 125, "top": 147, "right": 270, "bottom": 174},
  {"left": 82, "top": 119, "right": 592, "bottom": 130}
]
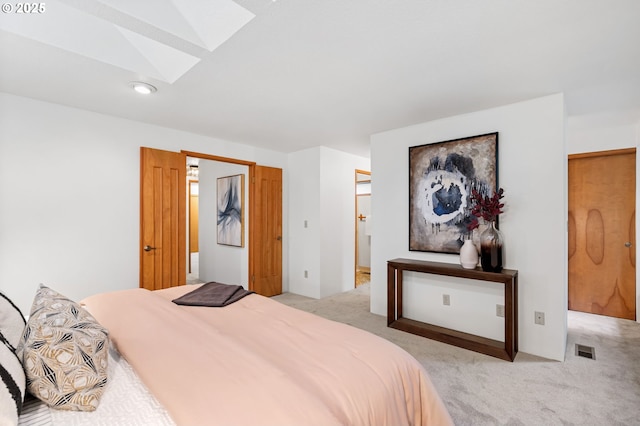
[{"left": 273, "top": 284, "right": 640, "bottom": 425}]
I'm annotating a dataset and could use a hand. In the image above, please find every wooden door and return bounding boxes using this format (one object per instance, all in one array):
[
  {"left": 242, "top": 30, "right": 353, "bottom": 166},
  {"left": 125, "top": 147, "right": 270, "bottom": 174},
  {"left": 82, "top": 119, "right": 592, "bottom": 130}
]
[
  {"left": 140, "top": 147, "right": 186, "bottom": 290},
  {"left": 250, "top": 165, "right": 282, "bottom": 296},
  {"left": 568, "top": 149, "right": 636, "bottom": 320}
]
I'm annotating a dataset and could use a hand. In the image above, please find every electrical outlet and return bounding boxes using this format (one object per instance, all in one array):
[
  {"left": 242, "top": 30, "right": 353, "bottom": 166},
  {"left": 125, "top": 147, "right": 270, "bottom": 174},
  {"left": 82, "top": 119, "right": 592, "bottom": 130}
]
[
  {"left": 535, "top": 311, "right": 545, "bottom": 325},
  {"left": 442, "top": 294, "right": 450, "bottom": 306},
  {"left": 304, "top": 270, "right": 308, "bottom": 278},
  {"left": 496, "top": 304, "right": 505, "bottom": 317},
  {"left": 304, "top": 220, "right": 308, "bottom": 228}
]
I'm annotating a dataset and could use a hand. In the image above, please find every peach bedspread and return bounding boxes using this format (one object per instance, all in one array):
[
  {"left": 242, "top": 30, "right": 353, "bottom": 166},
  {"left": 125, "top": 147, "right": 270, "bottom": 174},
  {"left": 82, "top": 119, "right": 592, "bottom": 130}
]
[{"left": 81, "top": 285, "right": 452, "bottom": 426}]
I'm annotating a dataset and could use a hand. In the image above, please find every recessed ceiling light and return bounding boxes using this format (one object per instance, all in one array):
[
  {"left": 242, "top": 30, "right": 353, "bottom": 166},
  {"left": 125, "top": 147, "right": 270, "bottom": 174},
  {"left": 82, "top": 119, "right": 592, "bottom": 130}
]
[{"left": 129, "top": 81, "right": 157, "bottom": 95}]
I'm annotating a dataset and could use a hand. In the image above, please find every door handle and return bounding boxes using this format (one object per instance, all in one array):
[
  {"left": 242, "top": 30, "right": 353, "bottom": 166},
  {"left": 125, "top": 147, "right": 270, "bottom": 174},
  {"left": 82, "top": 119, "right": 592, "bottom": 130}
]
[
  {"left": 144, "top": 245, "right": 156, "bottom": 252},
  {"left": 625, "top": 242, "right": 632, "bottom": 247},
  {"left": 276, "top": 236, "right": 282, "bottom": 241}
]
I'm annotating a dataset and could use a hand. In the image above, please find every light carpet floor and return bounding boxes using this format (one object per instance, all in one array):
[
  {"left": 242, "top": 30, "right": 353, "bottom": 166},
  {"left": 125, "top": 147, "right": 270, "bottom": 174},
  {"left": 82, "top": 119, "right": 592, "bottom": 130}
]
[{"left": 272, "top": 284, "right": 640, "bottom": 426}]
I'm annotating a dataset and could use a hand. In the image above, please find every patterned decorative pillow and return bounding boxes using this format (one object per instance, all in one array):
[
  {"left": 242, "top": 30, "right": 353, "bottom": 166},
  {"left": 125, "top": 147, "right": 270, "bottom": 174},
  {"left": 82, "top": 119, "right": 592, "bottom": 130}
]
[{"left": 17, "top": 285, "right": 109, "bottom": 411}]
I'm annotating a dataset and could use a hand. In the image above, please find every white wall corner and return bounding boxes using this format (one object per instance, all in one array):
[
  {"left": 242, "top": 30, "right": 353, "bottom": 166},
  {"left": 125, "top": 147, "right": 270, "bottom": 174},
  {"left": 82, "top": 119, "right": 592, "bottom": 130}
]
[
  {"left": 286, "top": 146, "right": 370, "bottom": 299},
  {"left": 370, "top": 94, "right": 567, "bottom": 361}
]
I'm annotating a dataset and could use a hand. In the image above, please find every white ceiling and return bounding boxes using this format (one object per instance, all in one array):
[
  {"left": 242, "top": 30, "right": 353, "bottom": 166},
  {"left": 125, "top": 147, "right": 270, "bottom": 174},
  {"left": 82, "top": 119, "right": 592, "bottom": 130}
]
[{"left": 1, "top": 0, "right": 639, "bottom": 158}]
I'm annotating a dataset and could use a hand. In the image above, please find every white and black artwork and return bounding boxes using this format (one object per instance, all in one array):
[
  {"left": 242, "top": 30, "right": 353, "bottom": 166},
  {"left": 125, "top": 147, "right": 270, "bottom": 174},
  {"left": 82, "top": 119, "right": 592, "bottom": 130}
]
[
  {"left": 217, "top": 174, "right": 244, "bottom": 247},
  {"left": 409, "top": 132, "right": 498, "bottom": 253}
]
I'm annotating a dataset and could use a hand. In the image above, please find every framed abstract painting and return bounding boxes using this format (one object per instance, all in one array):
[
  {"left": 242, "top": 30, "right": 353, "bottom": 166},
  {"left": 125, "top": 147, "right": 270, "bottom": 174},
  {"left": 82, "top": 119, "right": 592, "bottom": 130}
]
[
  {"left": 217, "top": 174, "right": 245, "bottom": 247},
  {"left": 409, "top": 132, "right": 498, "bottom": 254}
]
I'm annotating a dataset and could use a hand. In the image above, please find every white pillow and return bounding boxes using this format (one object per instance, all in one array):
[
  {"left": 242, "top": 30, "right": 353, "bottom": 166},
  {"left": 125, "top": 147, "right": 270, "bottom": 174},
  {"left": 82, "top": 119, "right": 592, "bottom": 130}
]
[
  {"left": 0, "top": 291, "right": 27, "bottom": 426},
  {"left": 0, "top": 292, "right": 26, "bottom": 349}
]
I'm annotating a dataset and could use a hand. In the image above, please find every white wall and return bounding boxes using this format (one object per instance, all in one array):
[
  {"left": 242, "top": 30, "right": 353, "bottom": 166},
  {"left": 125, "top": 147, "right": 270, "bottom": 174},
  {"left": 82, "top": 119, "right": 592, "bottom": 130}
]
[
  {"left": 288, "top": 148, "right": 322, "bottom": 298},
  {"left": 0, "top": 93, "right": 288, "bottom": 313},
  {"left": 370, "top": 94, "right": 567, "bottom": 361},
  {"left": 567, "top": 113, "right": 638, "bottom": 154},
  {"left": 567, "top": 113, "right": 640, "bottom": 323},
  {"left": 288, "top": 146, "right": 370, "bottom": 298},
  {"left": 198, "top": 160, "right": 250, "bottom": 288},
  {"left": 319, "top": 147, "right": 371, "bottom": 297}
]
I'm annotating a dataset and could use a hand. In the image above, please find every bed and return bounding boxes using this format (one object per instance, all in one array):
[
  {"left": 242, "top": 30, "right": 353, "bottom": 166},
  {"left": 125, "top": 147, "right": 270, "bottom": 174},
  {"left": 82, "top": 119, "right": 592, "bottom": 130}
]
[{"left": 5, "top": 284, "right": 452, "bottom": 425}]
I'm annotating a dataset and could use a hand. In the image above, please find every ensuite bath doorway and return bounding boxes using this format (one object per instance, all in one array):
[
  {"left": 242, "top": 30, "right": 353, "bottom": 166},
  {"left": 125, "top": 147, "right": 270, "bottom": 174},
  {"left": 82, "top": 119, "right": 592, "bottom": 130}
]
[
  {"left": 187, "top": 158, "right": 201, "bottom": 284},
  {"left": 355, "top": 170, "right": 371, "bottom": 287}
]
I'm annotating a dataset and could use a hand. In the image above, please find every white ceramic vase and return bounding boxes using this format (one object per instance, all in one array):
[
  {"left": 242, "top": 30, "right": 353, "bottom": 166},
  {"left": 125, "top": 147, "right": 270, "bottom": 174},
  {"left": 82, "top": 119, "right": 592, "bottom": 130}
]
[{"left": 460, "top": 239, "right": 479, "bottom": 269}]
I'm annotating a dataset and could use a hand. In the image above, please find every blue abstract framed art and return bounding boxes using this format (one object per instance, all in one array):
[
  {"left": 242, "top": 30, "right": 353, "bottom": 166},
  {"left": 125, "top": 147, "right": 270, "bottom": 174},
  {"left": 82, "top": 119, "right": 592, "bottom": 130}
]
[
  {"left": 409, "top": 132, "right": 498, "bottom": 254},
  {"left": 217, "top": 174, "right": 245, "bottom": 247}
]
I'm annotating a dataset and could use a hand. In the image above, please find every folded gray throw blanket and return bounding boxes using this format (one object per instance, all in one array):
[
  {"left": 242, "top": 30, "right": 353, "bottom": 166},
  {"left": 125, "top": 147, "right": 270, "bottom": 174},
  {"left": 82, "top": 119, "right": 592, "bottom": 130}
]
[{"left": 172, "top": 282, "right": 255, "bottom": 307}]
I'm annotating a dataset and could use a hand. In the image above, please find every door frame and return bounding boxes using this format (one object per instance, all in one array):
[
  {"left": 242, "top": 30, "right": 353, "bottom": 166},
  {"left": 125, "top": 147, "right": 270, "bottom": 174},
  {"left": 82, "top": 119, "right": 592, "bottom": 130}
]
[
  {"left": 181, "top": 150, "right": 259, "bottom": 289},
  {"left": 354, "top": 169, "right": 371, "bottom": 287},
  {"left": 141, "top": 148, "right": 283, "bottom": 294}
]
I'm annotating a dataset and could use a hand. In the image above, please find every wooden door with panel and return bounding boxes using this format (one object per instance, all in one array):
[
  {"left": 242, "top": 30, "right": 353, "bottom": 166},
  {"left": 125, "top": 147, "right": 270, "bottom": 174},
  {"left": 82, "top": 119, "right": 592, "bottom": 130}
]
[
  {"left": 250, "top": 165, "right": 283, "bottom": 297},
  {"left": 140, "top": 147, "right": 186, "bottom": 291},
  {"left": 568, "top": 149, "right": 636, "bottom": 320}
]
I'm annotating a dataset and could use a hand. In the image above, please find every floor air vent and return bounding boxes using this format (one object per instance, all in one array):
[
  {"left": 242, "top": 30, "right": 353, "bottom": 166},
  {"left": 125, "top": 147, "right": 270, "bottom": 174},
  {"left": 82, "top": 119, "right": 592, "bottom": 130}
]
[{"left": 575, "top": 344, "right": 596, "bottom": 360}]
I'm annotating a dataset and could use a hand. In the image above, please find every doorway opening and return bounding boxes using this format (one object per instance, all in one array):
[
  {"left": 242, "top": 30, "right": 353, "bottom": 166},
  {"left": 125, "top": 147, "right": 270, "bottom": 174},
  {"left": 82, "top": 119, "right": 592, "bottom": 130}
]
[
  {"left": 355, "top": 169, "right": 371, "bottom": 287},
  {"left": 187, "top": 157, "right": 202, "bottom": 284},
  {"left": 140, "top": 147, "right": 283, "bottom": 296},
  {"left": 185, "top": 155, "right": 250, "bottom": 287}
]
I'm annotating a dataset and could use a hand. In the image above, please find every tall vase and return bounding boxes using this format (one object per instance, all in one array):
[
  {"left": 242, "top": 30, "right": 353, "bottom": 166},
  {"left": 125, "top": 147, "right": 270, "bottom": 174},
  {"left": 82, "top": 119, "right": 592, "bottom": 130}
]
[
  {"left": 459, "top": 238, "right": 479, "bottom": 269},
  {"left": 480, "top": 221, "right": 503, "bottom": 272}
]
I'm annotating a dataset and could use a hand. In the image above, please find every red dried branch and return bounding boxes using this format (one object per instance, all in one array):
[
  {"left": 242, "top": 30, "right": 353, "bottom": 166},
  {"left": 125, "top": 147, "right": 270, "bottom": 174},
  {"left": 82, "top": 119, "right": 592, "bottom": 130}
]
[{"left": 467, "top": 187, "right": 505, "bottom": 231}]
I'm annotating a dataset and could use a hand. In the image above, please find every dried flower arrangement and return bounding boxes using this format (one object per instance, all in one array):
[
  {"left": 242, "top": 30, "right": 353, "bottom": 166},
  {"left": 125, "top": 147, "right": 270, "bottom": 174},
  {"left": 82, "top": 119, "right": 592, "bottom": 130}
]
[{"left": 467, "top": 187, "right": 505, "bottom": 231}]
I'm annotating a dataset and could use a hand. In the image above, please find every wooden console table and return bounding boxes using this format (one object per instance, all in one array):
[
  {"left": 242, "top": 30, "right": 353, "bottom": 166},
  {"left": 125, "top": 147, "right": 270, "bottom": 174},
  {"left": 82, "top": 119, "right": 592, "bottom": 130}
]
[{"left": 387, "top": 258, "right": 518, "bottom": 361}]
